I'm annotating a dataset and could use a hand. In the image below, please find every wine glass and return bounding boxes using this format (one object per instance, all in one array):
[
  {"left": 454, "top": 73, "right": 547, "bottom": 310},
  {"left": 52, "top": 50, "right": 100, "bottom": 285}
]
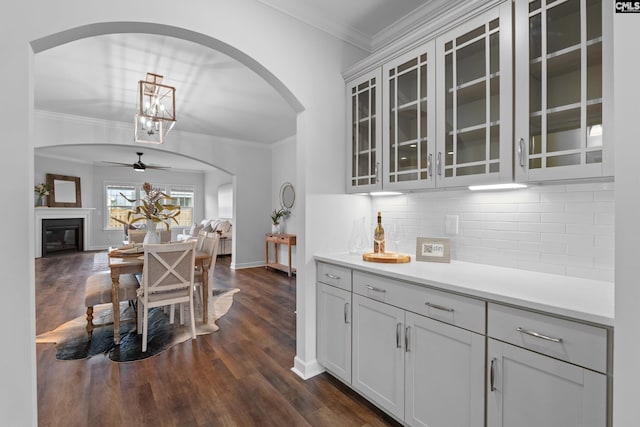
[{"left": 388, "top": 224, "right": 405, "bottom": 256}]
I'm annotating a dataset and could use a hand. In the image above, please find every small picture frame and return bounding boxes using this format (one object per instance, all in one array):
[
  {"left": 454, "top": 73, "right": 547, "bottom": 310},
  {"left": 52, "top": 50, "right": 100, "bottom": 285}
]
[{"left": 416, "top": 237, "right": 451, "bottom": 263}]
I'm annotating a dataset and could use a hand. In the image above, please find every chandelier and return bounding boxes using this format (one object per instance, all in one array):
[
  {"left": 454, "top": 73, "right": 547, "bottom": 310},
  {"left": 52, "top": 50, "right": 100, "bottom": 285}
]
[{"left": 134, "top": 72, "right": 176, "bottom": 144}]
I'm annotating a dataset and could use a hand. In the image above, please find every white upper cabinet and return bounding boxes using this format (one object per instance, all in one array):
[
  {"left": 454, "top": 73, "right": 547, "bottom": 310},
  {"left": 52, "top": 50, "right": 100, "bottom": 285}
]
[
  {"left": 514, "top": 0, "right": 612, "bottom": 182},
  {"left": 382, "top": 41, "right": 437, "bottom": 190},
  {"left": 435, "top": 2, "right": 513, "bottom": 187},
  {"left": 346, "top": 69, "right": 383, "bottom": 193}
]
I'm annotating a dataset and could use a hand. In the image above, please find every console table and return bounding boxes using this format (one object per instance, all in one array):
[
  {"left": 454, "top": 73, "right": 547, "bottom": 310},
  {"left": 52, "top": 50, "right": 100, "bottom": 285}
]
[{"left": 265, "top": 233, "right": 296, "bottom": 277}]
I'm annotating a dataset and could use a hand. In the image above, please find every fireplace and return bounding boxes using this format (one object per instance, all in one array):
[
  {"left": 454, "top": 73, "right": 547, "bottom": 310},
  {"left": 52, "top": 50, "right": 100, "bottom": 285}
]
[{"left": 42, "top": 218, "right": 84, "bottom": 257}]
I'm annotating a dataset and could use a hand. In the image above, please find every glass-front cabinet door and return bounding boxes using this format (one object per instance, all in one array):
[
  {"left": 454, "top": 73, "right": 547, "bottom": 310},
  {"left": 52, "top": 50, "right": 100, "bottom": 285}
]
[
  {"left": 515, "top": 0, "right": 611, "bottom": 181},
  {"left": 346, "top": 69, "right": 382, "bottom": 193},
  {"left": 382, "top": 41, "right": 436, "bottom": 190},
  {"left": 436, "top": 2, "right": 513, "bottom": 188}
]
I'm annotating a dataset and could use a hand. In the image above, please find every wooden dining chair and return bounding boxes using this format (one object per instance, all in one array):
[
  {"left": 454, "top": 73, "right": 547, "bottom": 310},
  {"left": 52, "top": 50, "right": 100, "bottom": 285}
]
[
  {"left": 137, "top": 240, "right": 197, "bottom": 352},
  {"left": 194, "top": 232, "right": 221, "bottom": 299}
]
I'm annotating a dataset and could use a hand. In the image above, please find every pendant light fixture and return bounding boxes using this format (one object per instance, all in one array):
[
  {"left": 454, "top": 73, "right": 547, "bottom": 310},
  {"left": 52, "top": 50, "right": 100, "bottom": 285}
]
[{"left": 134, "top": 72, "right": 176, "bottom": 144}]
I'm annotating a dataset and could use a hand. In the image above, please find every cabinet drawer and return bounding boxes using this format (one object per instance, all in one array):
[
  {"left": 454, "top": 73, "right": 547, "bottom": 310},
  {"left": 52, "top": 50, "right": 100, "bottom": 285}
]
[
  {"left": 353, "top": 271, "right": 485, "bottom": 334},
  {"left": 488, "top": 303, "right": 608, "bottom": 373},
  {"left": 317, "top": 262, "right": 352, "bottom": 292}
]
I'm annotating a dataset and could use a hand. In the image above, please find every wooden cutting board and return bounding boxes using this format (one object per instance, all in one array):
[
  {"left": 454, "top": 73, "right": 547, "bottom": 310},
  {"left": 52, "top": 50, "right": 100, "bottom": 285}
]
[{"left": 362, "top": 252, "right": 411, "bottom": 263}]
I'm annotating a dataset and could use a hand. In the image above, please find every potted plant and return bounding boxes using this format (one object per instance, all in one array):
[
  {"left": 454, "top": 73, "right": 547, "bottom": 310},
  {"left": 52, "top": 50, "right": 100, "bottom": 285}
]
[
  {"left": 34, "top": 182, "right": 49, "bottom": 207},
  {"left": 270, "top": 208, "right": 290, "bottom": 234},
  {"left": 111, "top": 182, "right": 180, "bottom": 244}
]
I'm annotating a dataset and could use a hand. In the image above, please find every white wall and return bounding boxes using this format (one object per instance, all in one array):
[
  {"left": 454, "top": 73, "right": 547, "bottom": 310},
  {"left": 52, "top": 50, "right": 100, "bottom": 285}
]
[
  {"left": 613, "top": 12, "right": 640, "bottom": 426},
  {"left": 272, "top": 135, "right": 297, "bottom": 267},
  {"left": 1, "top": 2, "right": 368, "bottom": 422},
  {"left": 204, "top": 169, "right": 232, "bottom": 221},
  {"left": 372, "top": 181, "right": 614, "bottom": 282}
]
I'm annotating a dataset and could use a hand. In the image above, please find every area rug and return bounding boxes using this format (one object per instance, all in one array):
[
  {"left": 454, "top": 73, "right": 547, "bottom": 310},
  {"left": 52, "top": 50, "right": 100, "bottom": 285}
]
[{"left": 36, "top": 288, "right": 239, "bottom": 362}]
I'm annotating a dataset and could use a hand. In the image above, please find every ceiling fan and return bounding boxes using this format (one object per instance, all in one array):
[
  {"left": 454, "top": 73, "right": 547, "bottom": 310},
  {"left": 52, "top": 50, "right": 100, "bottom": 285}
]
[{"left": 103, "top": 152, "right": 171, "bottom": 172}]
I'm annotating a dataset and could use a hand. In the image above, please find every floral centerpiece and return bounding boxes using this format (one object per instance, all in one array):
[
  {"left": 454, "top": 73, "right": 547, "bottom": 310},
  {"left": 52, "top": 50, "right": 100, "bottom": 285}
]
[
  {"left": 34, "top": 182, "right": 49, "bottom": 206},
  {"left": 112, "top": 182, "right": 180, "bottom": 232}
]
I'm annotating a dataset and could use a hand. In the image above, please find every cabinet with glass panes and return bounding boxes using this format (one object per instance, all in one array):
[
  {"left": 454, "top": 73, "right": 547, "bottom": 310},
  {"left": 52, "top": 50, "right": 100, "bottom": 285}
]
[
  {"left": 435, "top": 1, "right": 513, "bottom": 188},
  {"left": 382, "top": 41, "right": 436, "bottom": 190},
  {"left": 346, "top": 69, "right": 382, "bottom": 193},
  {"left": 514, "top": 0, "right": 611, "bottom": 181}
]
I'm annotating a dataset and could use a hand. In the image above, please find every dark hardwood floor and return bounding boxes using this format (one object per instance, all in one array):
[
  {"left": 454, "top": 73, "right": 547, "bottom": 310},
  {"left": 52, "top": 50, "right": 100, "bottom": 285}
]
[{"left": 36, "top": 251, "right": 400, "bottom": 427}]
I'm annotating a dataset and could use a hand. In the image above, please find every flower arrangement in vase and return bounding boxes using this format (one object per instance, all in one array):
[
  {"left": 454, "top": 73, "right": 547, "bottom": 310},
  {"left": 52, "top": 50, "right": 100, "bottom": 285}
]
[
  {"left": 111, "top": 182, "right": 180, "bottom": 244},
  {"left": 34, "top": 182, "right": 49, "bottom": 207},
  {"left": 270, "top": 208, "right": 290, "bottom": 234}
]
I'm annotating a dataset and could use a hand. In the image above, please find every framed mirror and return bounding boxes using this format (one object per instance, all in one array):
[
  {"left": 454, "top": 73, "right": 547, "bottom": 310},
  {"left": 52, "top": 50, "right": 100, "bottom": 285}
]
[
  {"left": 46, "top": 174, "right": 82, "bottom": 208},
  {"left": 279, "top": 182, "right": 295, "bottom": 209}
]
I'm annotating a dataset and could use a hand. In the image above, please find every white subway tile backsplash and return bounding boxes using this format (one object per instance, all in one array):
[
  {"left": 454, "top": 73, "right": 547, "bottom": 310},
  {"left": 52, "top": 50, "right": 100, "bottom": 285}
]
[{"left": 372, "top": 181, "right": 614, "bottom": 281}]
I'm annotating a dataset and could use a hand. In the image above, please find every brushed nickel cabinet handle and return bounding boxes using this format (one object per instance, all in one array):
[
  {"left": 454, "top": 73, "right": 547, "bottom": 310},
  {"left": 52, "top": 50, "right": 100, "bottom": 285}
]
[
  {"left": 405, "top": 326, "right": 410, "bottom": 352},
  {"left": 366, "top": 285, "right": 386, "bottom": 293},
  {"left": 518, "top": 138, "right": 525, "bottom": 167},
  {"left": 396, "top": 323, "right": 402, "bottom": 349},
  {"left": 325, "top": 273, "right": 340, "bottom": 280},
  {"left": 427, "top": 153, "right": 433, "bottom": 178},
  {"left": 344, "top": 303, "right": 350, "bottom": 324},
  {"left": 437, "top": 152, "right": 442, "bottom": 176},
  {"left": 425, "top": 302, "right": 454, "bottom": 312},
  {"left": 516, "top": 327, "right": 563, "bottom": 343},
  {"left": 490, "top": 358, "right": 497, "bottom": 392}
]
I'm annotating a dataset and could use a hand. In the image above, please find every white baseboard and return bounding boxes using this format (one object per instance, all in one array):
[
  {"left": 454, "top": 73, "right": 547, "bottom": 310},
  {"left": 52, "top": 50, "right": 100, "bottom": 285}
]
[
  {"left": 291, "top": 356, "right": 325, "bottom": 380},
  {"left": 232, "top": 261, "right": 266, "bottom": 270}
]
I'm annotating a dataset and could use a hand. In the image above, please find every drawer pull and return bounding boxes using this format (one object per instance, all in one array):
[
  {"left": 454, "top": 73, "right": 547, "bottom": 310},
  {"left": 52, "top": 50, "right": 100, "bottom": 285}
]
[
  {"left": 344, "top": 303, "right": 350, "bottom": 324},
  {"left": 425, "top": 302, "right": 454, "bottom": 312},
  {"left": 325, "top": 273, "right": 340, "bottom": 280},
  {"left": 396, "top": 323, "right": 402, "bottom": 349},
  {"left": 516, "top": 327, "right": 563, "bottom": 343},
  {"left": 366, "top": 285, "right": 386, "bottom": 293}
]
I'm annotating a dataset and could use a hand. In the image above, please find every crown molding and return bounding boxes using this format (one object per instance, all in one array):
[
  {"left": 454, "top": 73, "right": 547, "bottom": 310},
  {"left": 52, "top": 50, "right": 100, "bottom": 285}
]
[
  {"left": 343, "top": 0, "right": 502, "bottom": 81},
  {"left": 257, "top": 0, "right": 372, "bottom": 51}
]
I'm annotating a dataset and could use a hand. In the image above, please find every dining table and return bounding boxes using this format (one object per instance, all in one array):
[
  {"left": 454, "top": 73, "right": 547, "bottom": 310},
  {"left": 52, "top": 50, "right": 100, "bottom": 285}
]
[{"left": 108, "top": 247, "right": 214, "bottom": 345}]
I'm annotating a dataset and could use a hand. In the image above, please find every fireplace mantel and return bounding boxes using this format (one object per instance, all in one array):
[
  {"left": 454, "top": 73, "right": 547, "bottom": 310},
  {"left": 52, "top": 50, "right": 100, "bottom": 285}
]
[{"left": 35, "top": 208, "right": 95, "bottom": 258}]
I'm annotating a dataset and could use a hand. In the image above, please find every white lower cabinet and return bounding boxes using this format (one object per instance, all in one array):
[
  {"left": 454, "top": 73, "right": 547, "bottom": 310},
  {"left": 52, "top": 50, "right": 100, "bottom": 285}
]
[
  {"left": 317, "top": 282, "right": 352, "bottom": 384},
  {"left": 487, "top": 339, "right": 606, "bottom": 427},
  {"left": 352, "top": 293, "right": 405, "bottom": 419},
  {"left": 351, "top": 293, "right": 485, "bottom": 426},
  {"left": 405, "top": 312, "right": 485, "bottom": 427},
  {"left": 316, "top": 262, "right": 611, "bottom": 426},
  {"left": 487, "top": 303, "right": 608, "bottom": 427}
]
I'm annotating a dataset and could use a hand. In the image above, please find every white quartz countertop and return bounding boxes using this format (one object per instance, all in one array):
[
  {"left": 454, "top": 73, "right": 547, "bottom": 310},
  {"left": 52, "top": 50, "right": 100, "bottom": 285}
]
[{"left": 315, "top": 253, "right": 614, "bottom": 327}]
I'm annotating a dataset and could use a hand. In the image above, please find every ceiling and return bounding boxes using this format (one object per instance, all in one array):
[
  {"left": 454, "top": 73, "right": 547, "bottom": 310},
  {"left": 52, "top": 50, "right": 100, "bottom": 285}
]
[{"left": 34, "top": 0, "right": 435, "bottom": 171}]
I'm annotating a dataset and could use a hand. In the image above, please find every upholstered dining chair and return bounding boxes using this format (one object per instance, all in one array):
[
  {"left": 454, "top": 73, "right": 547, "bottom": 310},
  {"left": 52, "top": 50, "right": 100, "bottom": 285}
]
[{"left": 137, "top": 240, "right": 197, "bottom": 352}]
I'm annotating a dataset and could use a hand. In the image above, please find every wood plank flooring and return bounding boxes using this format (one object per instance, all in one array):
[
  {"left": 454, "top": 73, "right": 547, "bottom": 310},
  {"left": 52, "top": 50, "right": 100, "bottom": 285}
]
[{"left": 36, "top": 252, "right": 400, "bottom": 427}]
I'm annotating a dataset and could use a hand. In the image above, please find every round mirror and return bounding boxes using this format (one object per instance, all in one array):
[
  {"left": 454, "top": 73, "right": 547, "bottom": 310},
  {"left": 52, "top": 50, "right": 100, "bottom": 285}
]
[{"left": 279, "top": 182, "right": 295, "bottom": 209}]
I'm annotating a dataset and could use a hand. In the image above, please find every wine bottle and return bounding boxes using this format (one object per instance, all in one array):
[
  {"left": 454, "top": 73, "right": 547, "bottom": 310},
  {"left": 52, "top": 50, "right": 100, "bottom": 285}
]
[{"left": 373, "top": 211, "right": 385, "bottom": 254}]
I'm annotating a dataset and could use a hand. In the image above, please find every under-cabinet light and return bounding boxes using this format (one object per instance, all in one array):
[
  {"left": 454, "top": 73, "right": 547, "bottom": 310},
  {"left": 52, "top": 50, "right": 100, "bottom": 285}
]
[
  {"left": 468, "top": 183, "right": 527, "bottom": 191},
  {"left": 370, "top": 191, "right": 403, "bottom": 196}
]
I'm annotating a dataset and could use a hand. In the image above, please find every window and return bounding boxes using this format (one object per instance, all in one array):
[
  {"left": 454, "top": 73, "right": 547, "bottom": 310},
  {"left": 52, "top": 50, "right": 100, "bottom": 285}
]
[
  {"left": 167, "top": 188, "right": 194, "bottom": 227},
  {"left": 106, "top": 184, "right": 136, "bottom": 229},
  {"left": 105, "top": 183, "right": 196, "bottom": 230}
]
